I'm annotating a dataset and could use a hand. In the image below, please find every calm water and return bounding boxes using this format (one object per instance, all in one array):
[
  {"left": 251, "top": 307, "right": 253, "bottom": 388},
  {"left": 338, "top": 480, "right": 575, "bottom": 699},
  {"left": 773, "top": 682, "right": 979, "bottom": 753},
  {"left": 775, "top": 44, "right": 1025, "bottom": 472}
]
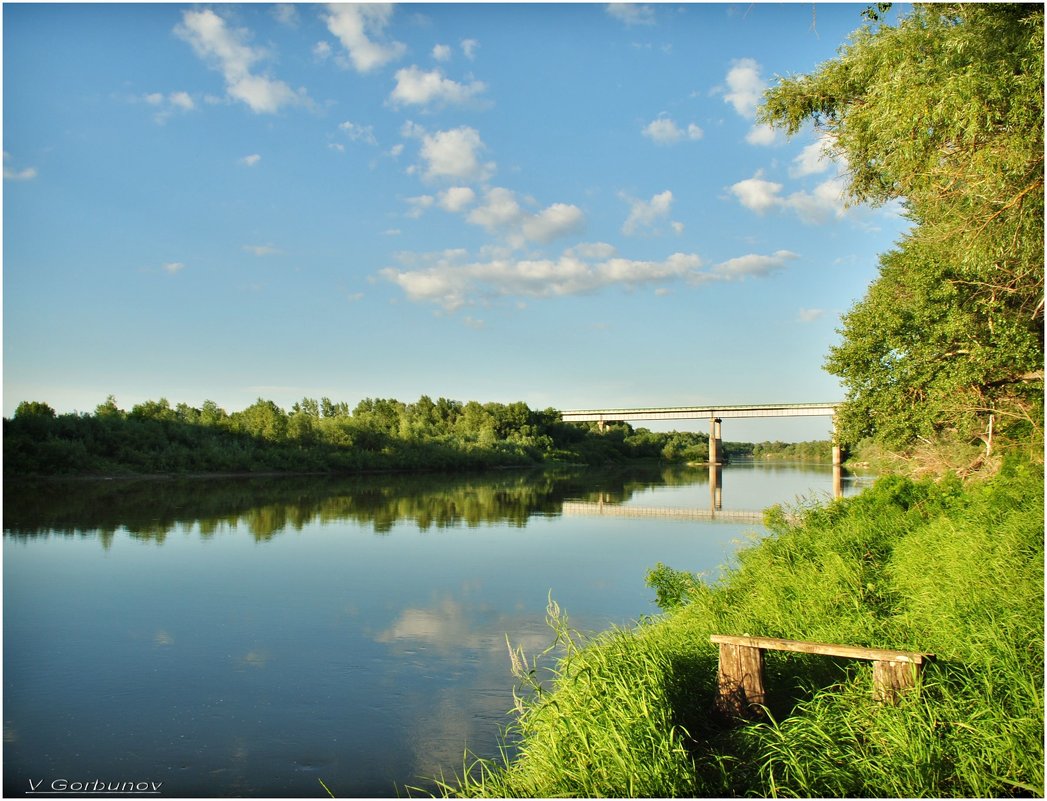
[{"left": 3, "top": 463, "right": 868, "bottom": 798}]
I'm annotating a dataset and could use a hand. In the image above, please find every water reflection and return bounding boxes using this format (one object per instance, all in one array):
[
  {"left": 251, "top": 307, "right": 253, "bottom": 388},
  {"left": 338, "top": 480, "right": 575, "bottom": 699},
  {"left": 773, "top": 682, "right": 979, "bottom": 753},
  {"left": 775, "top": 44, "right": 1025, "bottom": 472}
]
[
  {"left": 4, "top": 463, "right": 869, "bottom": 797},
  {"left": 4, "top": 462, "right": 864, "bottom": 544}
]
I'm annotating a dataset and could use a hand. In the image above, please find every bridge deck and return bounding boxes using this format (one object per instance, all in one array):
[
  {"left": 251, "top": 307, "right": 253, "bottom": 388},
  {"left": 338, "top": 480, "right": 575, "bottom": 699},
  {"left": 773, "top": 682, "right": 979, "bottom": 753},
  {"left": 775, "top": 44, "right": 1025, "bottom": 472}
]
[{"left": 560, "top": 403, "right": 839, "bottom": 422}]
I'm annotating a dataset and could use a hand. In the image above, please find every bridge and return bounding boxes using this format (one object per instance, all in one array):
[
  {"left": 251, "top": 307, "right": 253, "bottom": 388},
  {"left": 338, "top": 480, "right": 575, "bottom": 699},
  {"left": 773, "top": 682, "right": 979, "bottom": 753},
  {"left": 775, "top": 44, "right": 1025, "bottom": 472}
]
[{"left": 559, "top": 402, "right": 843, "bottom": 464}]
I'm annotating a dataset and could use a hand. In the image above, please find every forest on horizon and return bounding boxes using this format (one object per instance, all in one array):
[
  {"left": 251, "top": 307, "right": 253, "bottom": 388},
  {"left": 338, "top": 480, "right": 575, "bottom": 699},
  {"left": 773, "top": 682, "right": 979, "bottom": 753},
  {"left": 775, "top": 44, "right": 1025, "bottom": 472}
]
[{"left": 3, "top": 394, "right": 828, "bottom": 477}]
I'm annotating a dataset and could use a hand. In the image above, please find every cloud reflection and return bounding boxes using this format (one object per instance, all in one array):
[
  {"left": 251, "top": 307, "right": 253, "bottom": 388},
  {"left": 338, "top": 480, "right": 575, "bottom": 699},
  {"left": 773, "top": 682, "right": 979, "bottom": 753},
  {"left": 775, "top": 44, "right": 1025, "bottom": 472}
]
[{"left": 373, "top": 588, "right": 554, "bottom": 788}]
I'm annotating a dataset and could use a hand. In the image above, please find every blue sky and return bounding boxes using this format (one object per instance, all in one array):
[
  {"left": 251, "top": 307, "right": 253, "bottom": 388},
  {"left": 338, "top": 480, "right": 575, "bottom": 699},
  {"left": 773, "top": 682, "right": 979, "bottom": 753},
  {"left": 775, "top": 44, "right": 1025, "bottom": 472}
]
[{"left": 3, "top": 2, "right": 910, "bottom": 440}]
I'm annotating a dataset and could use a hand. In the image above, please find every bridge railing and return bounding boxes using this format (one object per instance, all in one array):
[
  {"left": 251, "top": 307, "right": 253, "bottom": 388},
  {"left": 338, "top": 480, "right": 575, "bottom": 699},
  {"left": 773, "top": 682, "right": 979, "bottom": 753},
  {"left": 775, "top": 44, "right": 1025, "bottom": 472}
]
[{"left": 559, "top": 402, "right": 840, "bottom": 422}]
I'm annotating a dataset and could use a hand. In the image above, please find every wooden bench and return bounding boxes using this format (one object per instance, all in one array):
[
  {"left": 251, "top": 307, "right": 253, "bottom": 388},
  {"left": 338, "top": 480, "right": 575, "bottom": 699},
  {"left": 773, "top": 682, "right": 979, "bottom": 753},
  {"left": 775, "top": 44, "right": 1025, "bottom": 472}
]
[{"left": 710, "top": 634, "right": 933, "bottom": 718}]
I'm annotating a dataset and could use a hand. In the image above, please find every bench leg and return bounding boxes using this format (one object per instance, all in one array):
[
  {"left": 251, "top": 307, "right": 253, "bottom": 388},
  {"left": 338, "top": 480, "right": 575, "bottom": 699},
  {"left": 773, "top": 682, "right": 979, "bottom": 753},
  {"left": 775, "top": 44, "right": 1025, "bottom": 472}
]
[
  {"left": 872, "top": 660, "right": 919, "bottom": 704},
  {"left": 715, "top": 643, "right": 766, "bottom": 719}
]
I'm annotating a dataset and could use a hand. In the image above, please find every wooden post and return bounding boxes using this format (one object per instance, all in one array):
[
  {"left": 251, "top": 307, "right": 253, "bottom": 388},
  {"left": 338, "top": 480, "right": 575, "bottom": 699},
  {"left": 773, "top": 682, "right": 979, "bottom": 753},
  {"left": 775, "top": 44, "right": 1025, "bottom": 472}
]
[
  {"left": 872, "top": 659, "right": 920, "bottom": 704},
  {"left": 715, "top": 642, "right": 766, "bottom": 718}
]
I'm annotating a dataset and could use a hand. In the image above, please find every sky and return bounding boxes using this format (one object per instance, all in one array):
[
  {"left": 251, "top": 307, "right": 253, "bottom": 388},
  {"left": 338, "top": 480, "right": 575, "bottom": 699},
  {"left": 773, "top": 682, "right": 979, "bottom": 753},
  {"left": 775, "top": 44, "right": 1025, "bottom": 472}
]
[{"left": 3, "top": 2, "right": 912, "bottom": 441}]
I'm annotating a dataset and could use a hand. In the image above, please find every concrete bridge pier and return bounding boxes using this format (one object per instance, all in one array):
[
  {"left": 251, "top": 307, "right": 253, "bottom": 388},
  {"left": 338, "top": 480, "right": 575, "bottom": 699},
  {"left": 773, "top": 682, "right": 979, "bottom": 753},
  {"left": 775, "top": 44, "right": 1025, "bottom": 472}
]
[
  {"left": 831, "top": 414, "right": 848, "bottom": 466},
  {"left": 709, "top": 417, "right": 723, "bottom": 464},
  {"left": 710, "top": 463, "right": 723, "bottom": 510}
]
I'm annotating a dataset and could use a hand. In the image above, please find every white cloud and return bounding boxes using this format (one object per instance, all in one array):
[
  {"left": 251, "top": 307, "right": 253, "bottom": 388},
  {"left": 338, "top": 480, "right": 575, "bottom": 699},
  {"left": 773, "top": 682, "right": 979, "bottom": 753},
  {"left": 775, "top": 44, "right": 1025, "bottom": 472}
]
[
  {"left": 432, "top": 44, "right": 452, "bottom": 62},
  {"left": 745, "top": 123, "right": 777, "bottom": 146},
  {"left": 606, "top": 4, "right": 656, "bottom": 26},
  {"left": 723, "top": 57, "right": 765, "bottom": 119},
  {"left": 175, "top": 9, "right": 301, "bottom": 114},
  {"left": 313, "top": 41, "right": 332, "bottom": 61},
  {"left": 521, "top": 203, "right": 586, "bottom": 244},
  {"left": 339, "top": 121, "right": 378, "bottom": 145},
  {"left": 730, "top": 171, "right": 783, "bottom": 213},
  {"left": 791, "top": 138, "right": 831, "bottom": 177},
  {"left": 322, "top": 3, "right": 405, "bottom": 73},
  {"left": 168, "top": 91, "right": 195, "bottom": 111},
  {"left": 389, "top": 66, "right": 486, "bottom": 108},
  {"left": 566, "top": 242, "right": 617, "bottom": 260},
  {"left": 731, "top": 169, "right": 850, "bottom": 224},
  {"left": 419, "top": 126, "right": 495, "bottom": 182},
  {"left": 400, "top": 120, "right": 427, "bottom": 140},
  {"left": 460, "top": 39, "right": 479, "bottom": 60},
  {"left": 380, "top": 246, "right": 703, "bottom": 311},
  {"left": 405, "top": 195, "right": 436, "bottom": 218},
  {"left": 798, "top": 307, "right": 825, "bottom": 322},
  {"left": 437, "top": 186, "right": 476, "bottom": 212},
  {"left": 3, "top": 152, "right": 37, "bottom": 181},
  {"left": 229, "top": 73, "right": 300, "bottom": 114},
  {"left": 621, "top": 189, "right": 674, "bottom": 235},
  {"left": 240, "top": 154, "right": 262, "bottom": 167},
  {"left": 244, "top": 244, "right": 280, "bottom": 256},
  {"left": 464, "top": 187, "right": 584, "bottom": 246},
  {"left": 642, "top": 115, "right": 703, "bottom": 144},
  {"left": 271, "top": 4, "right": 299, "bottom": 27},
  {"left": 783, "top": 175, "right": 850, "bottom": 224},
  {"left": 162, "top": 262, "right": 186, "bottom": 274},
  {"left": 713, "top": 249, "right": 798, "bottom": 280},
  {"left": 140, "top": 90, "right": 196, "bottom": 124},
  {"left": 467, "top": 187, "right": 524, "bottom": 231}
]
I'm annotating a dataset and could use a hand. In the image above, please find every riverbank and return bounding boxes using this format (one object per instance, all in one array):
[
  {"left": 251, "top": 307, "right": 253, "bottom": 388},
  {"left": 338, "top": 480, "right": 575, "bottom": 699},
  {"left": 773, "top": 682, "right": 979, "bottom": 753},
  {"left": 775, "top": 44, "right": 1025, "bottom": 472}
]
[
  {"left": 436, "top": 457, "right": 1044, "bottom": 797},
  {"left": 3, "top": 395, "right": 828, "bottom": 479},
  {"left": 3, "top": 396, "right": 723, "bottom": 477}
]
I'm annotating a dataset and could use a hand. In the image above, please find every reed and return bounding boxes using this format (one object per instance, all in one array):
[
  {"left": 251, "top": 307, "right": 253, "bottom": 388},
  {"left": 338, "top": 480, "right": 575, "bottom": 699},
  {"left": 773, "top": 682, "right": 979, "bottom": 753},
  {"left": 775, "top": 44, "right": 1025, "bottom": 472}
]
[{"left": 435, "top": 457, "right": 1043, "bottom": 797}]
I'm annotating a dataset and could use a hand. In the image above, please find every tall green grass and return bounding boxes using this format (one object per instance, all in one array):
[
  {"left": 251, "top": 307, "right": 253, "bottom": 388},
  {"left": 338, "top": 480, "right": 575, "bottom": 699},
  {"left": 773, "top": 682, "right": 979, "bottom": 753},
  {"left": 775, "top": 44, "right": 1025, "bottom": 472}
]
[{"left": 434, "top": 458, "right": 1043, "bottom": 797}]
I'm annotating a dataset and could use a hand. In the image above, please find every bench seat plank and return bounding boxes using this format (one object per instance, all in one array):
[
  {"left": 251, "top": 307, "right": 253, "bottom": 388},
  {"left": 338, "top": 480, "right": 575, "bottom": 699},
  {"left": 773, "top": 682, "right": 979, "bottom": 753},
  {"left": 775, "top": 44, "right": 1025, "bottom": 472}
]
[
  {"left": 710, "top": 634, "right": 931, "bottom": 664},
  {"left": 710, "top": 634, "right": 933, "bottom": 718}
]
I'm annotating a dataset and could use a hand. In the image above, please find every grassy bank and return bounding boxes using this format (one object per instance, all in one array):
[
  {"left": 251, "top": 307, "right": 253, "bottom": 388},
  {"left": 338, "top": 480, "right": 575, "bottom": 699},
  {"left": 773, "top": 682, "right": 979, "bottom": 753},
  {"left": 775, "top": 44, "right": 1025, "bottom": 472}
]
[{"left": 435, "top": 458, "right": 1043, "bottom": 797}]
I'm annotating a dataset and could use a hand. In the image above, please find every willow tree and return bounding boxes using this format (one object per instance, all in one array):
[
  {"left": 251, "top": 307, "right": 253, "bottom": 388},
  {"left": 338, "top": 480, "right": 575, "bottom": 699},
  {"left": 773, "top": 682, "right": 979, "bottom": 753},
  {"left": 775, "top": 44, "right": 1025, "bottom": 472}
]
[{"left": 761, "top": 3, "right": 1044, "bottom": 462}]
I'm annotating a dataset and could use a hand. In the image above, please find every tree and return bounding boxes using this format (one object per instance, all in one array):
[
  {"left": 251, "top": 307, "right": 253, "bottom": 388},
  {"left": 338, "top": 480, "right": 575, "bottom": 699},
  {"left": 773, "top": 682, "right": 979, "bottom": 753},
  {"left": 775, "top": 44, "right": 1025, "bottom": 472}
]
[
  {"left": 234, "top": 398, "right": 288, "bottom": 442},
  {"left": 94, "top": 395, "right": 124, "bottom": 418},
  {"left": 293, "top": 397, "right": 320, "bottom": 419},
  {"left": 15, "top": 400, "right": 56, "bottom": 419},
  {"left": 761, "top": 3, "right": 1044, "bottom": 457},
  {"left": 200, "top": 400, "right": 228, "bottom": 426},
  {"left": 130, "top": 398, "right": 177, "bottom": 422}
]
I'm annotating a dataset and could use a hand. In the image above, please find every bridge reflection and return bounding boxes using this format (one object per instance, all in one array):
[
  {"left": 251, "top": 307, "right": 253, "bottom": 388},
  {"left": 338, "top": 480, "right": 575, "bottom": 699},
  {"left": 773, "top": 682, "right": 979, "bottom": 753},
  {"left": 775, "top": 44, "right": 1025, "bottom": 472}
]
[
  {"left": 560, "top": 501, "right": 766, "bottom": 524},
  {"left": 562, "top": 462, "right": 848, "bottom": 524}
]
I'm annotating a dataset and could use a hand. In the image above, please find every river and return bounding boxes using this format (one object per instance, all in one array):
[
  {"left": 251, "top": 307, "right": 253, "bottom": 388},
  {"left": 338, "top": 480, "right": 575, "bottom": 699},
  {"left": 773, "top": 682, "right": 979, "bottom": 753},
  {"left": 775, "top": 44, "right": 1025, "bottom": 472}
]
[{"left": 3, "top": 462, "right": 869, "bottom": 798}]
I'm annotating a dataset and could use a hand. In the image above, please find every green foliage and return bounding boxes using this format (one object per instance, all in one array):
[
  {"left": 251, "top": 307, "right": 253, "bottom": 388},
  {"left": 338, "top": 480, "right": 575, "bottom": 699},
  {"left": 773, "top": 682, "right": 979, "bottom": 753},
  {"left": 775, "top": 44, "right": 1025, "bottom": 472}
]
[
  {"left": 752, "top": 440, "right": 832, "bottom": 462},
  {"left": 442, "top": 461, "right": 1044, "bottom": 798},
  {"left": 645, "top": 562, "right": 703, "bottom": 611},
  {"left": 14, "top": 400, "right": 56, "bottom": 418},
  {"left": 4, "top": 395, "right": 724, "bottom": 477},
  {"left": 761, "top": 3, "right": 1044, "bottom": 461}
]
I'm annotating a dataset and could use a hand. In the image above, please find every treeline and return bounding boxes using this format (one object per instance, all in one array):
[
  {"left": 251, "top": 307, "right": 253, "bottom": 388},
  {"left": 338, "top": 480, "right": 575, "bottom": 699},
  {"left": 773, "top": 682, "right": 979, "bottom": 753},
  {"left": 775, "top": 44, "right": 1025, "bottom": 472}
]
[
  {"left": 3, "top": 396, "right": 717, "bottom": 477},
  {"left": 750, "top": 440, "right": 833, "bottom": 462}
]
